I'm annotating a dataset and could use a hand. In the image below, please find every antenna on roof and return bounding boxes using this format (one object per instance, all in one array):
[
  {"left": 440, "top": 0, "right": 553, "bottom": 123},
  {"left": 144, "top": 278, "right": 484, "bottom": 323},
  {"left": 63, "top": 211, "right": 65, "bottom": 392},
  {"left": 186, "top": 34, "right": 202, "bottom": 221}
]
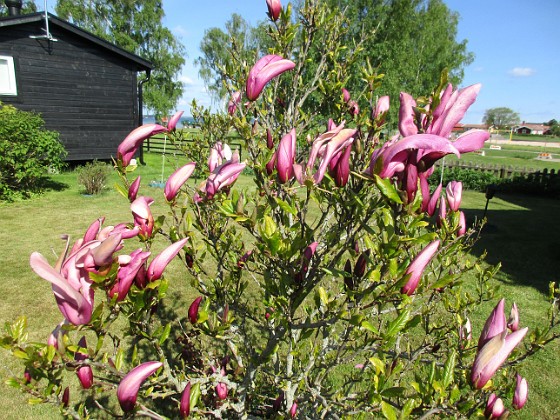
[{"left": 29, "top": 0, "right": 57, "bottom": 42}]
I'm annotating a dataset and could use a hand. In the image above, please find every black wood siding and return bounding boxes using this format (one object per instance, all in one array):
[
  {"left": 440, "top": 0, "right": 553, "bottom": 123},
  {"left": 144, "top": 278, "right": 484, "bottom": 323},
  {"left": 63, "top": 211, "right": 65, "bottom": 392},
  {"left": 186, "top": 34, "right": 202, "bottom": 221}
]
[{"left": 0, "top": 21, "right": 143, "bottom": 160}]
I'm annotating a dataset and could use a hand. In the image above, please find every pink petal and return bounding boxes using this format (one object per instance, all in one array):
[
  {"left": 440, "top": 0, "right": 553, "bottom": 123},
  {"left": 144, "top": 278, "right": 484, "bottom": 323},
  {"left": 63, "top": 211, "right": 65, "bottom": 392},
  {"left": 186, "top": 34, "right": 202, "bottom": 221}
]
[{"left": 117, "top": 361, "right": 163, "bottom": 412}]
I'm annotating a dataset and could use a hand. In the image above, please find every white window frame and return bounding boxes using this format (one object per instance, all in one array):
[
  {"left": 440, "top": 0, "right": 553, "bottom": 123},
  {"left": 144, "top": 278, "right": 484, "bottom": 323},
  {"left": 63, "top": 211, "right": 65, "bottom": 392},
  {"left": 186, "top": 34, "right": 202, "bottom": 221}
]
[{"left": 0, "top": 55, "right": 17, "bottom": 96}]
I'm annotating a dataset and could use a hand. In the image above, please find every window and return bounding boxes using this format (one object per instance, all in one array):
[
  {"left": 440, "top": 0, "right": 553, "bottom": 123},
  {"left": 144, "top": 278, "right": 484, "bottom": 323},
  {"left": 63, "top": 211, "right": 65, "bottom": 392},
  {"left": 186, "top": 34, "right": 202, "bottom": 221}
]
[{"left": 0, "top": 56, "right": 17, "bottom": 96}]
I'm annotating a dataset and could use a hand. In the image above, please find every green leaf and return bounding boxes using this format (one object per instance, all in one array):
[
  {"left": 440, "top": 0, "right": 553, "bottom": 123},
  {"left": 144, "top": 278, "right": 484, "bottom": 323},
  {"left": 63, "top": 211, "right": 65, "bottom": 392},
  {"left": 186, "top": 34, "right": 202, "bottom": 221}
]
[
  {"left": 318, "top": 287, "right": 329, "bottom": 306},
  {"left": 381, "top": 387, "right": 407, "bottom": 397},
  {"left": 114, "top": 348, "right": 125, "bottom": 372},
  {"left": 361, "top": 320, "right": 379, "bottom": 335},
  {"left": 190, "top": 382, "right": 201, "bottom": 410},
  {"left": 385, "top": 309, "right": 410, "bottom": 339},
  {"left": 442, "top": 349, "right": 456, "bottom": 388},
  {"left": 375, "top": 175, "right": 403, "bottom": 204},
  {"left": 381, "top": 401, "right": 398, "bottom": 420},
  {"left": 159, "top": 323, "right": 172, "bottom": 345},
  {"left": 274, "top": 197, "right": 297, "bottom": 216},
  {"left": 28, "top": 397, "right": 44, "bottom": 405},
  {"left": 369, "top": 357, "right": 385, "bottom": 375},
  {"left": 5, "top": 378, "right": 20, "bottom": 389}
]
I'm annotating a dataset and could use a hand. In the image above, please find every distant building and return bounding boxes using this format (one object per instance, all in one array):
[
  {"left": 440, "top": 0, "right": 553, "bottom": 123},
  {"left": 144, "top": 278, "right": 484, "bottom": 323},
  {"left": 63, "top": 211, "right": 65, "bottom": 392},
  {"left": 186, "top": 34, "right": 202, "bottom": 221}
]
[
  {"left": 452, "top": 123, "right": 489, "bottom": 134},
  {"left": 514, "top": 122, "right": 551, "bottom": 135},
  {"left": 0, "top": 6, "right": 152, "bottom": 160}
]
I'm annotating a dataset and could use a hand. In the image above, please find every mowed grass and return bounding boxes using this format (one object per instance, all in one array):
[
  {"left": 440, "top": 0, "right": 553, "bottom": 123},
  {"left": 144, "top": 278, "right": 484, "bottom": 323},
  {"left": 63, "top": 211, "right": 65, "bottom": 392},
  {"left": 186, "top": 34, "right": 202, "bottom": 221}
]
[{"left": 1, "top": 152, "right": 559, "bottom": 418}]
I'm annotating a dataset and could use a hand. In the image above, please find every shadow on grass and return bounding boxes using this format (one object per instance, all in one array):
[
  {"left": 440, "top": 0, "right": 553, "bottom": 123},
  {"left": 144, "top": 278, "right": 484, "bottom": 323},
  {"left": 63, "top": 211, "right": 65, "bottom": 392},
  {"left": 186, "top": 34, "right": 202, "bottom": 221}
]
[
  {"left": 464, "top": 193, "right": 560, "bottom": 294},
  {"left": 38, "top": 176, "right": 69, "bottom": 192}
]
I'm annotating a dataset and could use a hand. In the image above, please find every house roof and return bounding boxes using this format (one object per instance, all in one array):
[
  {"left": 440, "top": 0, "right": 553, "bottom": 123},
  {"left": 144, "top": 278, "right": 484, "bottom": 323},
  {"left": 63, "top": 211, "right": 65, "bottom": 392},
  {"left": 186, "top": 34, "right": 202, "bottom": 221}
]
[
  {"left": 0, "top": 12, "right": 153, "bottom": 71},
  {"left": 515, "top": 123, "right": 550, "bottom": 131}
]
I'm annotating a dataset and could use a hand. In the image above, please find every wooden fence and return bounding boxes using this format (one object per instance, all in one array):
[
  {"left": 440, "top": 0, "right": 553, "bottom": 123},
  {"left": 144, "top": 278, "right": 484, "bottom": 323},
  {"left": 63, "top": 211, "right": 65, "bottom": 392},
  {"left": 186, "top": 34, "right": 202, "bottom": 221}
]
[
  {"left": 143, "top": 135, "right": 243, "bottom": 158},
  {"left": 435, "top": 160, "right": 559, "bottom": 184}
]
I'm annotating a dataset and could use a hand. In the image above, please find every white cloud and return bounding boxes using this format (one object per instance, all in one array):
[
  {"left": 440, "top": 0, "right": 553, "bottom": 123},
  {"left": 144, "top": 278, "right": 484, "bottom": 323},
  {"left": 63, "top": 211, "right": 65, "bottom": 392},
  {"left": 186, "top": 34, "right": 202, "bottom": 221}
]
[
  {"left": 173, "top": 25, "right": 189, "bottom": 37},
  {"left": 179, "top": 75, "right": 195, "bottom": 86},
  {"left": 508, "top": 67, "right": 536, "bottom": 77}
]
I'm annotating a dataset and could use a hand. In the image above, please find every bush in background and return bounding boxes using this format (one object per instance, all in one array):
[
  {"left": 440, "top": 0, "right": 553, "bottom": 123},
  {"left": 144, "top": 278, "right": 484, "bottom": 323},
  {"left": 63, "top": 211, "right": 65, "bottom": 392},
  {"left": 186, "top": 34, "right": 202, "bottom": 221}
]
[
  {"left": 76, "top": 160, "right": 112, "bottom": 195},
  {"left": 0, "top": 103, "right": 66, "bottom": 201},
  {"left": 430, "top": 166, "right": 501, "bottom": 191}
]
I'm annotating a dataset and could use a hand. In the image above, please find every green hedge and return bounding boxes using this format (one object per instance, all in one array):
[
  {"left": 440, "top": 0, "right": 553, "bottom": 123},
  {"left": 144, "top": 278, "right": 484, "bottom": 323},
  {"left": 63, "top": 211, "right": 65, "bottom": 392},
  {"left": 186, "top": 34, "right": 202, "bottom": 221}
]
[{"left": 0, "top": 103, "right": 66, "bottom": 201}]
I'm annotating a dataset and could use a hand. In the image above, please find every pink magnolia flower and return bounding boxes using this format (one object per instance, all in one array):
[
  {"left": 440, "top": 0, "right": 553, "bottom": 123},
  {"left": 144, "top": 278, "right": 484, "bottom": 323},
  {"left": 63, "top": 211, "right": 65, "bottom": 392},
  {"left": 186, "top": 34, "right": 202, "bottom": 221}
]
[
  {"left": 246, "top": 54, "right": 295, "bottom": 101},
  {"left": 266, "top": 0, "right": 282, "bottom": 21},
  {"left": 216, "top": 382, "right": 228, "bottom": 400},
  {"left": 398, "top": 92, "right": 418, "bottom": 137},
  {"left": 117, "top": 124, "right": 166, "bottom": 167},
  {"left": 164, "top": 162, "right": 196, "bottom": 201},
  {"left": 374, "top": 95, "right": 390, "bottom": 120},
  {"left": 485, "top": 393, "right": 506, "bottom": 419},
  {"left": 314, "top": 128, "right": 356, "bottom": 184},
  {"left": 62, "top": 386, "right": 70, "bottom": 407},
  {"left": 167, "top": 111, "right": 183, "bottom": 131},
  {"left": 131, "top": 196, "right": 155, "bottom": 238},
  {"left": 180, "top": 382, "right": 192, "bottom": 418},
  {"left": 437, "top": 197, "right": 447, "bottom": 228},
  {"left": 508, "top": 303, "right": 519, "bottom": 332},
  {"left": 428, "top": 83, "right": 481, "bottom": 138},
  {"left": 290, "top": 401, "right": 298, "bottom": 418},
  {"left": 446, "top": 181, "right": 463, "bottom": 212},
  {"left": 348, "top": 100, "right": 360, "bottom": 116},
  {"left": 452, "top": 129, "right": 490, "bottom": 154},
  {"left": 208, "top": 142, "right": 232, "bottom": 172},
  {"left": 332, "top": 143, "right": 352, "bottom": 187},
  {"left": 478, "top": 299, "right": 507, "bottom": 349},
  {"left": 459, "top": 317, "right": 472, "bottom": 342},
  {"left": 342, "top": 88, "right": 351, "bottom": 103},
  {"left": 30, "top": 252, "right": 94, "bottom": 326},
  {"left": 83, "top": 217, "right": 104, "bottom": 243},
  {"left": 276, "top": 129, "right": 296, "bottom": 183},
  {"left": 371, "top": 134, "right": 460, "bottom": 179},
  {"left": 128, "top": 176, "right": 141, "bottom": 202},
  {"left": 75, "top": 336, "right": 93, "bottom": 389},
  {"left": 401, "top": 240, "right": 440, "bottom": 296},
  {"left": 146, "top": 238, "right": 189, "bottom": 282},
  {"left": 227, "top": 91, "right": 241, "bottom": 115},
  {"left": 471, "top": 300, "right": 528, "bottom": 388},
  {"left": 47, "top": 319, "right": 68, "bottom": 352},
  {"left": 420, "top": 177, "right": 442, "bottom": 217},
  {"left": 205, "top": 161, "right": 246, "bottom": 199},
  {"left": 117, "top": 361, "right": 162, "bottom": 412},
  {"left": 513, "top": 374, "right": 528, "bottom": 409},
  {"left": 109, "top": 250, "right": 151, "bottom": 302},
  {"left": 189, "top": 296, "right": 203, "bottom": 324},
  {"left": 457, "top": 211, "right": 467, "bottom": 236}
]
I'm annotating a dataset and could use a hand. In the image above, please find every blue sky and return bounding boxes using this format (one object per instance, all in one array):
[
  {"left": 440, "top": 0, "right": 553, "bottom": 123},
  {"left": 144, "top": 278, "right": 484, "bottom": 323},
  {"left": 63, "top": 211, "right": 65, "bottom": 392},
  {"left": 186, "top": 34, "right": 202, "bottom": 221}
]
[{"left": 162, "top": 0, "right": 560, "bottom": 124}]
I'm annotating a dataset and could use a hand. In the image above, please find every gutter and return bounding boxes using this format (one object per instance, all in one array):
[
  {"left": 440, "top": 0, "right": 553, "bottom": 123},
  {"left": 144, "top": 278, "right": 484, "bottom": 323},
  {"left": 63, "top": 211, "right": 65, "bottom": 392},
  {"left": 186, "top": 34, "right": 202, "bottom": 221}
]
[{"left": 138, "top": 69, "right": 151, "bottom": 165}]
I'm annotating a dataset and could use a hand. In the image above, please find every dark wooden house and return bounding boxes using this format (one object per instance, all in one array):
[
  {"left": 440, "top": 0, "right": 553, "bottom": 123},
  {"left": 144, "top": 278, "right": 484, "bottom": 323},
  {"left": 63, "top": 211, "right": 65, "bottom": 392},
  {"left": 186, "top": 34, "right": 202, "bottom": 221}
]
[{"left": 0, "top": 10, "right": 153, "bottom": 160}]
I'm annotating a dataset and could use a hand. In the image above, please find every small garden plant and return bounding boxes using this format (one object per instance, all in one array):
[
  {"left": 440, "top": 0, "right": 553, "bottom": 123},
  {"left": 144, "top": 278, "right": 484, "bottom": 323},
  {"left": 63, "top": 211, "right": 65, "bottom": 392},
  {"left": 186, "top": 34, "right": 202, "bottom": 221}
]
[
  {"left": 2, "top": 1, "right": 560, "bottom": 418},
  {"left": 76, "top": 160, "right": 112, "bottom": 195}
]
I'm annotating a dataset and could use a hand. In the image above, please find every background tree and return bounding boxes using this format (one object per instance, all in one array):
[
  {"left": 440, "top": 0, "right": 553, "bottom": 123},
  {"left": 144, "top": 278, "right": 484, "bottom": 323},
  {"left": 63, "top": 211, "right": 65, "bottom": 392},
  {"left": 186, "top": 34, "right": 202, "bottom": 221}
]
[
  {"left": 196, "top": 0, "right": 473, "bottom": 127},
  {"left": 545, "top": 119, "right": 560, "bottom": 136},
  {"left": 326, "top": 0, "right": 473, "bottom": 126},
  {"left": 55, "top": 0, "right": 185, "bottom": 119},
  {"left": 0, "top": 0, "right": 36, "bottom": 16},
  {"left": 483, "top": 107, "right": 520, "bottom": 129},
  {"left": 195, "top": 14, "right": 262, "bottom": 104}
]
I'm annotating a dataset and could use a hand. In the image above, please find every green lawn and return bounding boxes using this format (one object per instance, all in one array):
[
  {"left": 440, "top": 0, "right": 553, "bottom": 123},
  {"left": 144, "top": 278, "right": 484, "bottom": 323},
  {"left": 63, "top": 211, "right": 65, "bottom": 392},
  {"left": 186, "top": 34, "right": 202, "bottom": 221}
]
[{"left": 0, "top": 153, "right": 559, "bottom": 418}]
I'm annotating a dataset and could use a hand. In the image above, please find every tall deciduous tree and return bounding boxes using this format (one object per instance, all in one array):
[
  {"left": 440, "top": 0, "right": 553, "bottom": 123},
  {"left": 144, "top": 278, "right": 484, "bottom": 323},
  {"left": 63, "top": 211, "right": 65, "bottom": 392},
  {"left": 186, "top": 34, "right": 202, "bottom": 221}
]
[
  {"left": 55, "top": 0, "right": 185, "bottom": 119},
  {"left": 195, "top": 13, "right": 262, "bottom": 104},
  {"left": 327, "top": 0, "right": 474, "bottom": 126},
  {"left": 0, "top": 0, "right": 36, "bottom": 16},
  {"left": 483, "top": 107, "right": 520, "bottom": 129}
]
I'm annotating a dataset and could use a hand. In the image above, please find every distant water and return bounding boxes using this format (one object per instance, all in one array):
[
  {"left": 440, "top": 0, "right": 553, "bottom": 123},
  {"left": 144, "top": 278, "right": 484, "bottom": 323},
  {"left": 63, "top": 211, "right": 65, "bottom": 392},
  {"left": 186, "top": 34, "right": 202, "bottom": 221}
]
[{"left": 143, "top": 115, "right": 196, "bottom": 126}]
